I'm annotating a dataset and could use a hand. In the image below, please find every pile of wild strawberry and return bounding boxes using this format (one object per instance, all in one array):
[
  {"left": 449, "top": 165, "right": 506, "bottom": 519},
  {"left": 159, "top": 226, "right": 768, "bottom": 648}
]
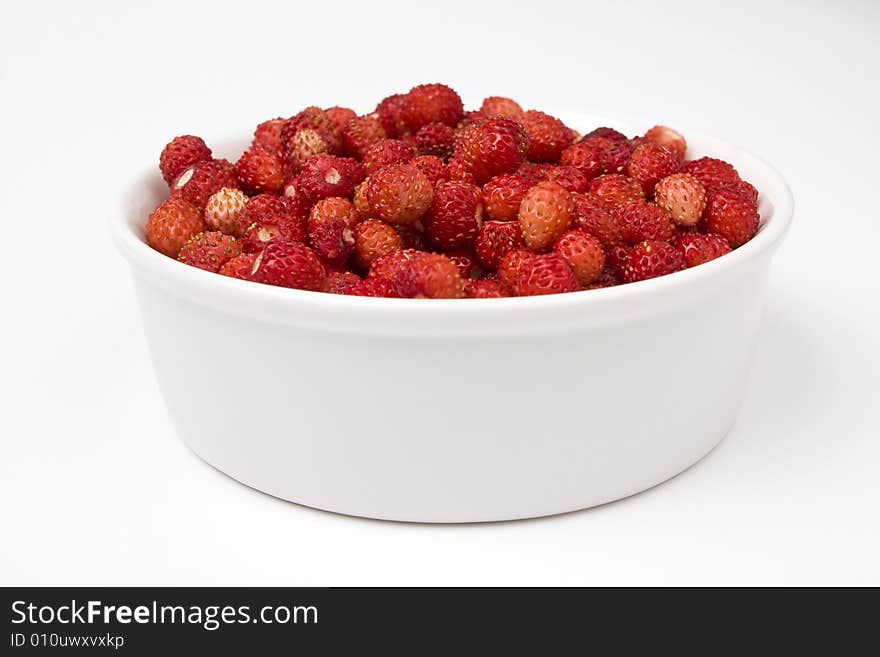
[{"left": 146, "top": 83, "right": 760, "bottom": 298}]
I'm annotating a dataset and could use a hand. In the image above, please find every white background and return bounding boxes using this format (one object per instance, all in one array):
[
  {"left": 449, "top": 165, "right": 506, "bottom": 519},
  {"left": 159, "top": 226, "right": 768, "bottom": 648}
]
[{"left": 2, "top": 0, "right": 878, "bottom": 585}]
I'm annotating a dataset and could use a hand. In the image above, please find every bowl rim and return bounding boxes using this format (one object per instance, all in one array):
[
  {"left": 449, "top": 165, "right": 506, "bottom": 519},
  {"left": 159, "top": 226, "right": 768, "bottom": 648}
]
[{"left": 111, "top": 109, "right": 793, "bottom": 323}]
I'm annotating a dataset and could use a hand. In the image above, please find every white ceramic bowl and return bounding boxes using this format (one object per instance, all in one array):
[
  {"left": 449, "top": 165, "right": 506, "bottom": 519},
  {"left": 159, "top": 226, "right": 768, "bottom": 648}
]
[{"left": 112, "top": 111, "right": 793, "bottom": 523}]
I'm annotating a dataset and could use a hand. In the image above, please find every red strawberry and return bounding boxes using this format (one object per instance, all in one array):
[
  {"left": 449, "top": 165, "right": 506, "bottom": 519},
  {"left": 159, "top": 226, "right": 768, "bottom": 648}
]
[
  {"left": 240, "top": 193, "right": 298, "bottom": 229},
  {"left": 446, "top": 251, "right": 478, "bottom": 279},
  {"left": 395, "top": 251, "right": 465, "bottom": 298},
  {"left": 394, "top": 225, "right": 430, "bottom": 251},
  {"left": 325, "top": 106, "right": 357, "bottom": 131},
  {"left": 159, "top": 135, "right": 212, "bottom": 184},
  {"left": 280, "top": 178, "right": 312, "bottom": 222},
  {"left": 588, "top": 174, "right": 645, "bottom": 208},
  {"left": 553, "top": 230, "right": 606, "bottom": 286},
  {"left": 520, "top": 110, "right": 573, "bottom": 162},
  {"left": 533, "top": 165, "right": 589, "bottom": 194},
  {"left": 345, "top": 276, "right": 400, "bottom": 298},
  {"left": 353, "top": 218, "right": 404, "bottom": 269},
  {"left": 514, "top": 253, "right": 579, "bottom": 296},
  {"left": 606, "top": 243, "right": 632, "bottom": 276},
  {"left": 703, "top": 187, "right": 760, "bottom": 247},
  {"left": 368, "top": 248, "right": 420, "bottom": 281},
  {"left": 717, "top": 180, "right": 759, "bottom": 206},
  {"left": 172, "top": 158, "right": 238, "bottom": 210},
  {"left": 479, "top": 96, "right": 524, "bottom": 120},
  {"left": 482, "top": 173, "right": 533, "bottom": 221},
  {"left": 253, "top": 119, "right": 286, "bottom": 155},
  {"left": 653, "top": 173, "right": 707, "bottom": 227},
  {"left": 281, "top": 107, "right": 341, "bottom": 155},
  {"left": 497, "top": 249, "right": 536, "bottom": 291},
  {"left": 625, "top": 141, "right": 679, "bottom": 195},
  {"left": 219, "top": 252, "right": 258, "bottom": 280},
  {"left": 178, "top": 231, "right": 241, "bottom": 272},
  {"left": 239, "top": 194, "right": 306, "bottom": 252},
  {"left": 234, "top": 147, "right": 285, "bottom": 194},
  {"left": 674, "top": 232, "right": 731, "bottom": 267},
  {"left": 285, "top": 127, "right": 335, "bottom": 173},
  {"left": 375, "top": 94, "right": 408, "bottom": 138},
  {"left": 401, "top": 83, "right": 464, "bottom": 131},
  {"left": 518, "top": 181, "right": 575, "bottom": 250},
  {"left": 410, "top": 155, "right": 448, "bottom": 187},
  {"left": 572, "top": 193, "right": 623, "bottom": 248},
  {"left": 643, "top": 125, "right": 687, "bottom": 161},
  {"left": 324, "top": 270, "right": 361, "bottom": 294},
  {"left": 250, "top": 241, "right": 325, "bottom": 291},
  {"left": 341, "top": 114, "right": 388, "bottom": 159},
  {"left": 453, "top": 117, "right": 529, "bottom": 184},
  {"left": 298, "top": 154, "right": 364, "bottom": 203},
  {"left": 615, "top": 200, "right": 676, "bottom": 244},
  {"left": 204, "top": 187, "right": 250, "bottom": 237},
  {"left": 465, "top": 279, "right": 507, "bottom": 298},
  {"left": 308, "top": 197, "right": 358, "bottom": 264},
  {"left": 680, "top": 157, "right": 741, "bottom": 192},
  {"left": 475, "top": 220, "right": 526, "bottom": 270},
  {"left": 366, "top": 163, "right": 433, "bottom": 225},
  {"left": 423, "top": 181, "right": 484, "bottom": 251},
  {"left": 362, "top": 139, "right": 415, "bottom": 175},
  {"left": 415, "top": 122, "right": 455, "bottom": 159},
  {"left": 621, "top": 240, "right": 685, "bottom": 283},
  {"left": 586, "top": 266, "right": 621, "bottom": 289},
  {"left": 560, "top": 141, "right": 605, "bottom": 180},
  {"left": 580, "top": 127, "right": 628, "bottom": 144},
  {"left": 146, "top": 196, "right": 206, "bottom": 258}
]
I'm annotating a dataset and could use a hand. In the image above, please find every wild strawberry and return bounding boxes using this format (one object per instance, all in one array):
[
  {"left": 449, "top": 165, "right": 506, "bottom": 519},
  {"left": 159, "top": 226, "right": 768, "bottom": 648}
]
[
  {"left": 560, "top": 141, "right": 605, "bottom": 180},
  {"left": 621, "top": 240, "right": 685, "bottom": 283},
  {"left": 285, "top": 127, "right": 335, "bottom": 172},
  {"left": 353, "top": 218, "right": 404, "bottom": 269},
  {"left": 446, "top": 157, "right": 477, "bottom": 185},
  {"left": 520, "top": 110, "right": 572, "bottom": 162},
  {"left": 475, "top": 220, "right": 526, "bottom": 270},
  {"left": 580, "top": 127, "right": 628, "bottom": 144},
  {"left": 324, "top": 270, "right": 361, "bottom": 294},
  {"left": 352, "top": 181, "right": 371, "bottom": 218},
  {"left": 366, "top": 163, "right": 433, "bottom": 225},
  {"left": 281, "top": 178, "right": 312, "bottom": 222},
  {"left": 253, "top": 118, "right": 286, "bottom": 155},
  {"left": 410, "top": 155, "right": 448, "bottom": 187},
  {"left": 514, "top": 253, "right": 579, "bottom": 296},
  {"left": 588, "top": 174, "right": 645, "bottom": 208},
  {"left": 368, "top": 248, "right": 420, "bottom": 280},
  {"left": 644, "top": 125, "right": 686, "bottom": 161},
  {"left": 453, "top": 117, "right": 529, "bottom": 184},
  {"left": 345, "top": 276, "right": 399, "bottom": 298},
  {"left": 680, "top": 157, "right": 741, "bottom": 192},
  {"left": 298, "top": 154, "right": 364, "bottom": 203},
  {"left": 146, "top": 196, "right": 206, "bottom": 258},
  {"left": 172, "top": 159, "right": 238, "bottom": 210},
  {"left": 615, "top": 200, "right": 675, "bottom": 244},
  {"left": 479, "top": 96, "right": 524, "bottom": 120},
  {"left": 653, "top": 173, "right": 707, "bottom": 227},
  {"left": 625, "top": 142, "right": 679, "bottom": 195},
  {"left": 341, "top": 114, "right": 388, "bottom": 159},
  {"left": 553, "top": 230, "right": 606, "bottom": 286},
  {"left": 204, "top": 187, "right": 250, "bottom": 237},
  {"left": 282, "top": 107, "right": 341, "bottom": 155},
  {"left": 325, "top": 106, "right": 357, "bottom": 131},
  {"left": 159, "top": 135, "right": 212, "bottom": 185},
  {"left": 446, "top": 251, "right": 479, "bottom": 279},
  {"left": 362, "top": 139, "right": 415, "bottom": 175},
  {"left": 481, "top": 173, "right": 533, "bottom": 221},
  {"left": 572, "top": 193, "right": 623, "bottom": 248},
  {"left": 308, "top": 197, "right": 358, "bottom": 264},
  {"left": 177, "top": 231, "right": 241, "bottom": 272},
  {"left": 240, "top": 193, "right": 295, "bottom": 228},
  {"left": 674, "top": 232, "right": 731, "bottom": 267},
  {"left": 401, "top": 83, "right": 464, "bottom": 131},
  {"left": 463, "top": 279, "right": 506, "bottom": 298},
  {"left": 219, "top": 252, "right": 258, "bottom": 280},
  {"left": 606, "top": 243, "right": 632, "bottom": 276},
  {"left": 423, "top": 181, "right": 484, "bottom": 251},
  {"left": 249, "top": 241, "right": 325, "bottom": 291},
  {"left": 242, "top": 217, "right": 306, "bottom": 254},
  {"left": 533, "top": 165, "right": 589, "bottom": 194},
  {"left": 518, "top": 181, "right": 575, "bottom": 250},
  {"left": 703, "top": 187, "right": 760, "bottom": 247},
  {"left": 415, "top": 122, "right": 455, "bottom": 158},
  {"left": 375, "top": 94, "right": 408, "bottom": 137},
  {"left": 395, "top": 252, "right": 465, "bottom": 298},
  {"left": 497, "top": 249, "right": 536, "bottom": 291},
  {"left": 395, "top": 225, "right": 431, "bottom": 251},
  {"left": 234, "top": 147, "right": 285, "bottom": 194},
  {"left": 717, "top": 180, "right": 759, "bottom": 206},
  {"left": 587, "top": 266, "right": 621, "bottom": 289},
  {"left": 601, "top": 140, "right": 636, "bottom": 174}
]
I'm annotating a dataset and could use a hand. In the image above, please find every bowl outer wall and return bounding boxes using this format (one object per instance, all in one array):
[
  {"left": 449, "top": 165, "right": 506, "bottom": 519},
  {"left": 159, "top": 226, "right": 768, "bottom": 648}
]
[{"left": 114, "top": 111, "right": 793, "bottom": 522}]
